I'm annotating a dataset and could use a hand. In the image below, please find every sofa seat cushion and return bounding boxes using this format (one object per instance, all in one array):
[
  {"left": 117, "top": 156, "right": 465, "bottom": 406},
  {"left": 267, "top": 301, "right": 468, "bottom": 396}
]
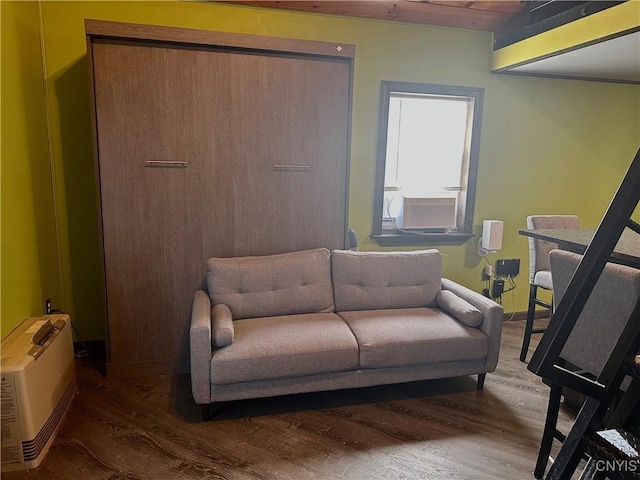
[
  {"left": 211, "top": 313, "right": 358, "bottom": 384},
  {"left": 331, "top": 249, "right": 442, "bottom": 311},
  {"left": 337, "top": 308, "right": 488, "bottom": 368}
]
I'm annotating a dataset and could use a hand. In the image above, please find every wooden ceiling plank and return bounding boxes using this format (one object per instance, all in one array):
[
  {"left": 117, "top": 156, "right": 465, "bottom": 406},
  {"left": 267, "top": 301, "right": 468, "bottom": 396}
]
[
  {"left": 424, "top": 1, "right": 526, "bottom": 15},
  {"left": 225, "top": 1, "right": 519, "bottom": 32}
]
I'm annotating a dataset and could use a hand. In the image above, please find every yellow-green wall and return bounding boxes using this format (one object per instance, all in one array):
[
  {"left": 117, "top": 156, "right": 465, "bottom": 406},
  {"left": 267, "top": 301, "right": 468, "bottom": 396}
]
[
  {"left": 1, "top": 1, "right": 61, "bottom": 337},
  {"left": 2, "top": 0, "right": 639, "bottom": 340}
]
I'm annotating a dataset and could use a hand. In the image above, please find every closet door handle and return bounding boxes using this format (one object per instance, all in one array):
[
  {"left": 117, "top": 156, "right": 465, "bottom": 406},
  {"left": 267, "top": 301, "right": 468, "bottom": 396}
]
[
  {"left": 272, "top": 164, "right": 310, "bottom": 172},
  {"left": 145, "top": 161, "right": 190, "bottom": 168}
]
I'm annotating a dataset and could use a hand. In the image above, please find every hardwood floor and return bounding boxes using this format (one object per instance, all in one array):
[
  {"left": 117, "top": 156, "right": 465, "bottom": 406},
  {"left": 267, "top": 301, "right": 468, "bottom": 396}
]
[{"left": 4, "top": 319, "right": 577, "bottom": 480}]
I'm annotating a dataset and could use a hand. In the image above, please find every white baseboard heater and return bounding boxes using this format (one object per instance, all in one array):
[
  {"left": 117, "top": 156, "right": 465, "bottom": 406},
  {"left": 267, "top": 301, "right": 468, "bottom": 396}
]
[{"left": 1, "top": 314, "right": 77, "bottom": 472}]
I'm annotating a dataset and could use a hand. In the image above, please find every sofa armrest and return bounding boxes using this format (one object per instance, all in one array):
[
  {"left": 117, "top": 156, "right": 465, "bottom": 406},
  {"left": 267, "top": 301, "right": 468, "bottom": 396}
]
[
  {"left": 190, "top": 290, "right": 212, "bottom": 404},
  {"left": 441, "top": 278, "right": 503, "bottom": 373}
]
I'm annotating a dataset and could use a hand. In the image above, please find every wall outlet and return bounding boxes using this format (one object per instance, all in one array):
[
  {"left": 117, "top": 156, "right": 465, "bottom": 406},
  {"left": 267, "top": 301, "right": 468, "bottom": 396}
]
[
  {"left": 45, "top": 298, "right": 52, "bottom": 315},
  {"left": 482, "top": 264, "right": 493, "bottom": 281}
]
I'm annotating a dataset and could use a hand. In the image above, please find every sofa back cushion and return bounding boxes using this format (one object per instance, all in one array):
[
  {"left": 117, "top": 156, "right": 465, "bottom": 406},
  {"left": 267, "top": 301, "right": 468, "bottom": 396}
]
[
  {"left": 331, "top": 249, "right": 442, "bottom": 311},
  {"left": 207, "top": 248, "right": 334, "bottom": 320}
]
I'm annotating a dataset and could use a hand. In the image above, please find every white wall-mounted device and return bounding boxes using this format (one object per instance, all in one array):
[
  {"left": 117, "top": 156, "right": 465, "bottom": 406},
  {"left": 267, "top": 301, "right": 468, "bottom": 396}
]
[
  {"left": 396, "top": 194, "right": 457, "bottom": 230},
  {"left": 480, "top": 220, "right": 504, "bottom": 255},
  {"left": 1, "top": 315, "right": 77, "bottom": 472}
]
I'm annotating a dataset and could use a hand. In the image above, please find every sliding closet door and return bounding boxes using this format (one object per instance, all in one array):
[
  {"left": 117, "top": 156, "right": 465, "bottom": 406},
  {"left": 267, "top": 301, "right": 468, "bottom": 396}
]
[{"left": 88, "top": 23, "right": 353, "bottom": 375}]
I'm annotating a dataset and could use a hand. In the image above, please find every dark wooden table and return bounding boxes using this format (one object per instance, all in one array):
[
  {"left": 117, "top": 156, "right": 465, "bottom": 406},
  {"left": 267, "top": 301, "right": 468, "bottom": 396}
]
[{"left": 518, "top": 228, "right": 640, "bottom": 269}]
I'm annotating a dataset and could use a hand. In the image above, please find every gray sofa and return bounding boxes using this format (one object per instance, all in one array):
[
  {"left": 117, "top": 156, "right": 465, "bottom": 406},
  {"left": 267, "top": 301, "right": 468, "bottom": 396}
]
[{"left": 190, "top": 248, "right": 503, "bottom": 416}]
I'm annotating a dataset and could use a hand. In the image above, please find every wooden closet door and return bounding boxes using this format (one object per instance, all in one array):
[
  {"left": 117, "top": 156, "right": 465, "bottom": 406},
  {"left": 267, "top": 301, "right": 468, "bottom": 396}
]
[
  {"left": 90, "top": 34, "right": 352, "bottom": 375},
  {"left": 92, "top": 40, "right": 216, "bottom": 372},
  {"left": 221, "top": 53, "right": 351, "bottom": 256}
]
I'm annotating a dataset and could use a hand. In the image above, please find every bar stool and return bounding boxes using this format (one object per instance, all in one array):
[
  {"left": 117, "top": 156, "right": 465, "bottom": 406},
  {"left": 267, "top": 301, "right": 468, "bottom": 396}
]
[{"left": 520, "top": 215, "right": 580, "bottom": 362}]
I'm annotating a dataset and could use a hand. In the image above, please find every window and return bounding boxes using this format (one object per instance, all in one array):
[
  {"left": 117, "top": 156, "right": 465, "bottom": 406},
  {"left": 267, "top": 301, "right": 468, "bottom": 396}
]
[{"left": 372, "top": 81, "right": 484, "bottom": 246}]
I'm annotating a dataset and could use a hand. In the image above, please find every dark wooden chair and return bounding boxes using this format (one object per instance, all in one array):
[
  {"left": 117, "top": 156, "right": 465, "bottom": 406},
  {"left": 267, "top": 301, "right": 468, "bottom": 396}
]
[{"left": 521, "top": 215, "right": 580, "bottom": 363}]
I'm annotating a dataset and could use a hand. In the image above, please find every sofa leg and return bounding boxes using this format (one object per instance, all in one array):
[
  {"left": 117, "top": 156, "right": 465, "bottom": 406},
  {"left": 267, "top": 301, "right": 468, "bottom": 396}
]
[
  {"left": 201, "top": 403, "right": 212, "bottom": 422},
  {"left": 201, "top": 402, "right": 223, "bottom": 421},
  {"left": 477, "top": 373, "right": 486, "bottom": 391}
]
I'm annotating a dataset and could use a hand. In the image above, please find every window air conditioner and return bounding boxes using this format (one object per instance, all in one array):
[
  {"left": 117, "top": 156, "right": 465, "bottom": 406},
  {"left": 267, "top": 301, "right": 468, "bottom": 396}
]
[
  {"left": 1, "top": 315, "right": 77, "bottom": 472},
  {"left": 396, "top": 194, "right": 457, "bottom": 230}
]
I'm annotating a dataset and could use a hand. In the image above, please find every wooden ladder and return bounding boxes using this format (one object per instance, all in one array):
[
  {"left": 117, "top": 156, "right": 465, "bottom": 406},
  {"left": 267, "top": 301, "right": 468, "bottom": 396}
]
[
  {"left": 579, "top": 356, "right": 640, "bottom": 480},
  {"left": 527, "top": 148, "right": 640, "bottom": 480}
]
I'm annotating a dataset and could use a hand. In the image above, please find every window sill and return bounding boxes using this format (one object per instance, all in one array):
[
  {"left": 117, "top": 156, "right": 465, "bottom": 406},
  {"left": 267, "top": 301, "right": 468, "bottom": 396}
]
[{"left": 371, "top": 232, "right": 474, "bottom": 247}]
